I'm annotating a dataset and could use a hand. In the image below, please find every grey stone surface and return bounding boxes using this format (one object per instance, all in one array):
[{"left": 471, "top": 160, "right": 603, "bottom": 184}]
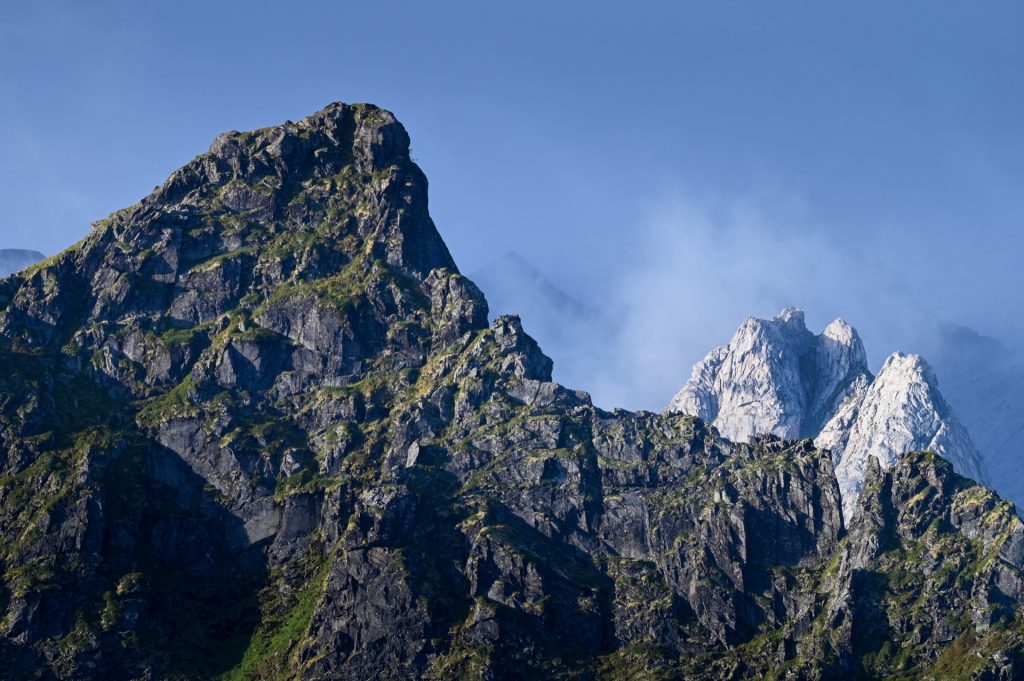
[
  {"left": 0, "top": 103, "right": 1021, "bottom": 680},
  {"left": 667, "top": 309, "right": 988, "bottom": 520}
]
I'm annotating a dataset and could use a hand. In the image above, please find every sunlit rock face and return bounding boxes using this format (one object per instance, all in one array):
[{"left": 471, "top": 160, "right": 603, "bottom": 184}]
[
  {"left": 666, "top": 309, "right": 987, "bottom": 518},
  {"left": 2, "top": 103, "right": 1021, "bottom": 680},
  {"left": 820, "top": 352, "right": 988, "bottom": 519},
  {"left": 666, "top": 308, "right": 870, "bottom": 442}
]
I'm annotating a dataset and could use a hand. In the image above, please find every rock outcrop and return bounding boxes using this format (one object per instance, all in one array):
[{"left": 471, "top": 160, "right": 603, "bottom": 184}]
[
  {"left": 820, "top": 352, "right": 988, "bottom": 519},
  {"left": 666, "top": 309, "right": 988, "bottom": 519},
  {"left": 666, "top": 308, "right": 870, "bottom": 442},
  {"left": 0, "top": 103, "right": 1020, "bottom": 680},
  {"left": 808, "top": 451, "right": 1024, "bottom": 679}
]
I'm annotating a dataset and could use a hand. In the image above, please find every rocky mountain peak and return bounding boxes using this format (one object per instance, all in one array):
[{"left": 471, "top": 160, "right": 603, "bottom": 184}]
[
  {"left": 743, "top": 306, "right": 810, "bottom": 344},
  {"left": 775, "top": 304, "right": 806, "bottom": 328},
  {"left": 0, "top": 102, "right": 459, "bottom": 356},
  {"left": 823, "top": 350, "right": 988, "bottom": 519},
  {"left": 160, "top": 102, "right": 412, "bottom": 205},
  {"left": 882, "top": 350, "right": 934, "bottom": 380},
  {"left": 665, "top": 308, "right": 870, "bottom": 442},
  {"left": 668, "top": 312, "right": 987, "bottom": 521},
  {"left": 820, "top": 318, "right": 864, "bottom": 358},
  {"left": 3, "top": 102, "right": 1023, "bottom": 680}
]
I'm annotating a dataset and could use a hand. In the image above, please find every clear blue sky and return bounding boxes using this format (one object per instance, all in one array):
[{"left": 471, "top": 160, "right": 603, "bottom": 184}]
[{"left": 3, "top": 1, "right": 1022, "bottom": 407}]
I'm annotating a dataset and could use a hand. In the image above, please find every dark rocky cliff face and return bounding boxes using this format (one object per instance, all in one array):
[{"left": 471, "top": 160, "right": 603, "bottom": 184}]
[{"left": 1, "top": 103, "right": 1022, "bottom": 680}]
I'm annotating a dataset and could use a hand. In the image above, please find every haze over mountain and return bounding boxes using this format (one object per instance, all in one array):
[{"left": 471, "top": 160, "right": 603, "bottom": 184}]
[
  {"left": 487, "top": 255, "right": 1024, "bottom": 515},
  {"left": 0, "top": 249, "right": 45, "bottom": 277},
  {"left": 461, "top": 249, "right": 1024, "bottom": 517},
  {"left": 3, "top": 103, "right": 1024, "bottom": 679},
  {"left": 926, "top": 322, "right": 1024, "bottom": 516},
  {"left": 470, "top": 251, "right": 614, "bottom": 393},
  {"left": 5, "top": 3, "right": 1024, "bottom": 414}
]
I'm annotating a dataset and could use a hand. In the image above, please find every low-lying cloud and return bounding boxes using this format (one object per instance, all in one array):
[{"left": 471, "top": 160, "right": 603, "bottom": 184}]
[{"left": 488, "top": 189, "right": 1023, "bottom": 413}]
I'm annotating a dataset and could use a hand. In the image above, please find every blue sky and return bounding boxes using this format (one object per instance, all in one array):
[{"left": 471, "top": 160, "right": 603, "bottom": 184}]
[{"left": 2, "top": 1, "right": 1022, "bottom": 408}]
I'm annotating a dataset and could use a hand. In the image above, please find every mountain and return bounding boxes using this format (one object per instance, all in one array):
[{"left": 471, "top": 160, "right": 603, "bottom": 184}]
[
  {"left": 942, "top": 366, "right": 1024, "bottom": 511},
  {"left": 928, "top": 322, "right": 1013, "bottom": 384},
  {"left": 666, "top": 307, "right": 870, "bottom": 442},
  {"left": 470, "top": 251, "right": 611, "bottom": 394},
  {"left": 1, "top": 103, "right": 1024, "bottom": 679},
  {"left": 0, "top": 249, "right": 45, "bottom": 277},
  {"left": 819, "top": 352, "right": 988, "bottom": 519},
  {"left": 920, "top": 322, "right": 1024, "bottom": 512},
  {"left": 471, "top": 252, "right": 596, "bottom": 326},
  {"left": 666, "top": 309, "right": 987, "bottom": 519}
]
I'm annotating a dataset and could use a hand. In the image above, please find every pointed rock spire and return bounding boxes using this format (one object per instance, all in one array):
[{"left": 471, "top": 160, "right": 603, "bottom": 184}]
[
  {"left": 665, "top": 308, "right": 870, "bottom": 442},
  {"left": 667, "top": 313, "right": 988, "bottom": 520},
  {"left": 821, "top": 352, "right": 988, "bottom": 519}
]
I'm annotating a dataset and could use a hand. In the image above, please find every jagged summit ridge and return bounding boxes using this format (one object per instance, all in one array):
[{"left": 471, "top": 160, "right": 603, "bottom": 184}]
[
  {"left": 666, "top": 309, "right": 988, "bottom": 518},
  {"left": 149, "top": 101, "right": 457, "bottom": 279},
  {"left": 666, "top": 307, "right": 870, "bottom": 442},
  {"left": 1, "top": 103, "right": 1022, "bottom": 679},
  {"left": 821, "top": 351, "right": 988, "bottom": 518},
  {"left": 0, "top": 102, "right": 459, "bottom": 352}
]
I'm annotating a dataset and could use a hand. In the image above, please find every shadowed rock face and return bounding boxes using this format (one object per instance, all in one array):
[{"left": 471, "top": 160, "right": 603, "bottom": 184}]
[
  {"left": 821, "top": 452, "right": 1024, "bottom": 678},
  {"left": 0, "top": 103, "right": 1022, "bottom": 680}
]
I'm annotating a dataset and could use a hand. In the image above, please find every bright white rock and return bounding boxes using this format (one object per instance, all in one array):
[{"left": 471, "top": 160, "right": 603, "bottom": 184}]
[
  {"left": 666, "top": 309, "right": 988, "bottom": 521},
  {"left": 821, "top": 352, "right": 988, "bottom": 519},
  {"left": 666, "top": 308, "right": 870, "bottom": 442}
]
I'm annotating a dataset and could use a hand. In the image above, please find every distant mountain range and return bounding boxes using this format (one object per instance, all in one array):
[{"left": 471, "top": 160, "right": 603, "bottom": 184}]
[
  {"left": 927, "top": 322, "right": 1024, "bottom": 514},
  {"left": 0, "top": 248, "right": 45, "bottom": 276},
  {"left": 471, "top": 252, "right": 597, "bottom": 326},
  {"left": 470, "top": 251, "right": 613, "bottom": 391}
]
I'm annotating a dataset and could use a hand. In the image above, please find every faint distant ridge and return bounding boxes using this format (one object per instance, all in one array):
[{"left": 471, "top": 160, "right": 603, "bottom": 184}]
[
  {"left": 470, "top": 251, "right": 612, "bottom": 391},
  {"left": 930, "top": 321, "right": 1024, "bottom": 513},
  {"left": 931, "top": 321, "right": 1013, "bottom": 383},
  {"left": 471, "top": 251, "right": 598, "bottom": 323},
  {"left": 0, "top": 249, "right": 45, "bottom": 277}
]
